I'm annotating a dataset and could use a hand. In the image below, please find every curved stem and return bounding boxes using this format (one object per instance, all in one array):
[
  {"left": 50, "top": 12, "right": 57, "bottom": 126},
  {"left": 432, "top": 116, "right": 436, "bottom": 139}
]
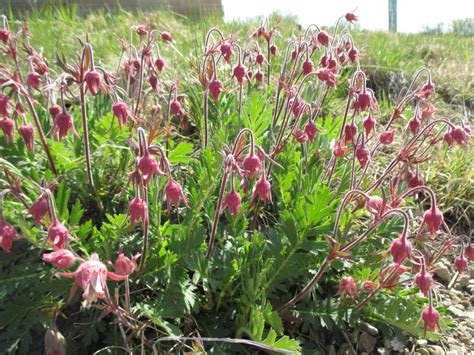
[{"left": 79, "top": 84, "right": 96, "bottom": 193}]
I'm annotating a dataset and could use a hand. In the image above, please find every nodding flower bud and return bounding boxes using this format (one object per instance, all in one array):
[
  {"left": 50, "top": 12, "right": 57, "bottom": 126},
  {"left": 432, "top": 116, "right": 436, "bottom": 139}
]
[
  {"left": 223, "top": 190, "right": 242, "bottom": 217},
  {"left": 454, "top": 253, "right": 468, "bottom": 273},
  {"left": 362, "top": 280, "right": 377, "bottom": 292},
  {"left": 390, "top": 234, "right": 412, "bottom": 264},
  {"left": 252, "top": 175, "right": 272, "bottom": 202},
  {"left": 293, "top": 129, "right": 308, "bottom": 143},
  {"left": 155, "top": 57, "right": 165, "bottom": 72},
  {"left": 114, "top": 252, "right": 138, "bottom": 276},
  {"left": 42, "top": 249, "right": 76, "bottom": 269},
  {"left": 333, "top": 140, "right": 349, "bottom": 157},
  {"left": 356, "top": 145, "right": 370, "bottom": 168},
  {"left": 348, "top": 47, "right": 358, "bottom": 63},
  {"left": 415, "top": 267, "right": 434, "bottom": 297},
  {"left": 345, "top": 12, "right": 358, "bottom": 23},
  {"left": 316, "top": 31, "right": 330, "bottom": 47},
  {"left": 291, "top": 48, "right": 298, "bottom": 61},
  {"left": 355, "top": 90, "right": 371, "bottom": 112},
  {"left": 255, "top": 69, "right": 264, "bottom": 84},
  {"left": 47, "top": 219, "right": 73, "bottom": 250},
  {"left": 379, "top": 128, "right": 396, "bottom": 145},
  {"left": 149, "top": 74, "right": 159, "bottom": 93},
  {"left": 408, "top": 174, "right": 424, "bottom": 188},
  {"left": 0, "top": 93, "right": 10, "bottom": 117},
  {"left": 164, "top": 180, "right": 189, "bottom": 211},
  {"left": 44, "top": 326, "right": 66, "bottom": 355},
  {"left": 465, "top": 244, "right": 474, "bottom": 261},
  {"left": 315, "top": 68, "right": 337, "bottom": 88},
  {"left": 419, "top": 80, "right": 435, "bottom": 100},
  {"left": 136, "top": 24, "right": 147, "bottom": 36},
  {"left": 128, "top": 196, "right": 147, "bottom": 226},
  {"left": 422, "top": 304, "right": 441, "bottom": 337},
  {"left": 0, "top": 117, "right": 14, "bottom": 143},
  {"left": 270, "top": 44, "right": 278, "bottom": 56},
  {"left": 319, "top": 54, "right": 328, "bottom": 67},
  {"left": 0, "top": 220, "right": 15, "bottom": 253},
  {"left": 304, "top": 120, "right": 317, "bottom": 143},
  {"left": 84, "top": 70, "right": 103, "bottom": 96},
  {"left": 233, "top": 63, "right": 247, "bottom": 84},
  {"left": 363, "top": 112, "right": 376, "bottom": 135},
  {"left": 209, "top": 78, "right": 224, "bottom": 102},
  {"left": 256, "top": 51, "right": 265, "bottom": 65},
  {"left": 19, "top": 124, "right": 35, "bottom": 152},
  {"left": 302, "top": 59, "right": 314, "bottom": 75},
  {"left": 408, "top": 115, "right": 421, "bottom": 135},
  {"left": 366, "top": 195, "right": 387, "bottom": 219},
  {"left": 27, "top": 71, "right": 41, "bottom": 90},
  {"left": 335, "top": 276, "right": 358, "bottom": 298},
  {"left": 0, "top": 28, "right": 10, "bottom": 44},
  {"left": 138, "top": 152, "right": 162, "bottom": 185},
  {"left": 421, "top": 205, "right": 443, "bottom": 238},
  {"left": 243, "top": 153, "right": 262, "bottom": 179},
  {"left": 344, "top": 122, "right": 357, "bottom": 144},
  {"left": 49, "top": 104, "right": 61, "bottom": 120},
  {"left": 29, "top": 194, "right": 49, "bottom": 223},
  {"left": 443, "top": 129, "right": 454, "bottom": 146},
  {"left": 220, "top": 41, "right": 232, "bottom": 63},
  {"left": 112, "top": 101, "right": 136, "bottom": 129},
  {"left": 53, "top": 111, "right": 77, "bottom": 140},
  {"left": 160, "top": 31, "right": 173, "bottom": 42},
  {"left": 170, "top": 99, "right": 183, "bottom": 117},
  {"left": 451, "top": 126, "right": 469, "bottom": 146}
]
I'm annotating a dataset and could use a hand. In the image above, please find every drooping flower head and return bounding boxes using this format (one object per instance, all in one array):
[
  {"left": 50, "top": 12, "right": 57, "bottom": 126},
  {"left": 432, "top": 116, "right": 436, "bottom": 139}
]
[
  {"left": 223, "top": 190, "right": 242, "bottom": 217},
  {"left": 165, "top": 180, "right": 189, "bottom": 211},
  {"left": 114, "top": 251, "right": 139, "bottom": 276},
  {"left": 19, "top": 124, "right": 35, "bottom": 152},
  {"left": 0, "top": 220, "right": 15, "bottom": 253},
  {"left": 29, "top": 194, "right": 49, "bottom": 224},
  {"left": 336, "top": 276, "right": 358, "bottom": 298},
  {"left": 252, "top": 175, "right": 272, "bottom": 203},
  {"left": 42, "top": 249, "right": 76, "bottom": 269},
  {"left": 422, "top": 303, "right": 441, "bottom": 337},
  {"left": 128, "top": 196, "right": 147, "bottom": 226},
  {"left": 47, "top": 218, "right": 74, "bottom": 249}
]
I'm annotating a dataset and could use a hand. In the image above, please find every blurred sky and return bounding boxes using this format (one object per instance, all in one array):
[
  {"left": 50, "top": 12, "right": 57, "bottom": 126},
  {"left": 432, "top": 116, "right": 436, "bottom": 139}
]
[{"left": 222, "top": 0, "right": 474, "bottom": 33}]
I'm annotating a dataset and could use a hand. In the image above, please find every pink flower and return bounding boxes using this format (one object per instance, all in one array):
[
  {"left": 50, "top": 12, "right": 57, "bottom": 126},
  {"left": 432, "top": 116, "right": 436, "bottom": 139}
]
[
  {"left": 336, "top": 276, "right": 358, "bottom": 298},
  {"left": 451, "top": 126, "right": 469, "bottom": 146},
  {"left": 223, "top": 190, "right": 242, "bottom": 217},
  {"left": 255, "top": 70, "right": 264, "bottom": 84},
  {"left": 0, "top": 28, "right": 10, "bottom": 44},
  {"left": 155, "top": 57, "right": 165, "bottom": 72},
  {"left": 454, "top": 253, "right": 468, "bottom": 273},
  {"left": 29, "top": 195, "right": 49, "bottom": 223},
  {"left": 220, "top": 41, "right": 232, "bottom": 63},
  {"left": 465, "top": 244, "right": 474, "bottom": 261},
  {"left": 302, "top": 59, "right": 314, "bottom": 75},
  {"left": 0, "top": 93, "right": 10, "bottom": 117},
  {"left": 422, "top": 304, "right": 441, "bottom": 337},
  {"left": 27, "top": 71, "right": 41, "bottom": 90},
  {"left": 114, "top": 251, "right": 139, "bottom": 276},
  {"left": 317, "top": 31, "right": 329, "bottom": 47},
  {"left": 61, "top": 253, "right": 127, "bottom": 304},
  {"left": 270, "top": 44, "right": 278, "bottom": 56},
  {"left": 209, "top": 78, "right": 224, "bottom": 102},
  {"left": 293, "top": 129, "right": 308, "bottom": 143},
  {"left": 170, "top": 99, "right": 183, "bottom": 117},
  {"left": 0, "top": 117, "right": 14, "bottom": 143},
  {"left": 381, "top": 263, "right": 409, "bottom": 288},
  {"left": 19, "top": 124, "right": 35, "bottom": 152},
  {"left": 348, "top": 47, "right": 358, "bottom": 63},
  {"left": 355, "top": 90, "right": 370, "bottom": 112},
  {"left": 390, "top": 234, "right": 412, "bottom": 264},
  {"left": 256, "top": 51, "right": 265, "bottom": 65},
  {"left": 252, "top": 175, "right": 272, "bottom": 202},
  {"left": 333, "top": 140, "right": 349, "bottom": 157},
  {"left": 366, "top": 196, "right": 387, "bottom": 219},
  {"left": 112, "top": 101, "right": 137, "bottom": 129},
  {"left": 49, "top": 104, "right": 61, "bottom": 120},
  {"left": 0, "top": 220, "right": 15, "bottom": 253},
  {"left": 53, "top": 111, "right": 78, "bottom": 140},
  {"left": 136, "top": 24, "right": 148, "bottom": 36},
  {"left": 344, "top": 122, "right": 357, "bottom": 144},
  {"left": 84, "top": 70, "right": 105, "bottom": 96},
  {"left": 233, "top": 63, "right": 247, "bottom": 84},
  {"left": 421, "top": 206, "right": 443, "bottom": 238},
  {"left": 408, "top": 115, "right": 421, "bottom": 135},
  {"left": 415, "top": 266, "right": 434, "bottom": 297},
  {"left": 165, "top": 180, "right": 189, "bottom": 210},
  {"left": 128, "top": 196, "right": 147, "bottom": 226},
  {"left": 379, "top": 128, "right": 396, "bottom": 145},
  {"left": 304, "top": 120, "right": 317, "bottom": 143},
  {"left": 138, "top": 152, "right": 162, "bottom": 185},
  {"left": 363, "top": 112, "right": 375, "bottom": 135},
  {"left": 149, "top": 74, "right": 159, "bottom": 93},
  {"left": 160, "top": 31, "right": 173, "bottom": 42},
  {"left": 242, "top": 153, "right": 262, "bottom": 179},
  {"left": 315, "top": 68, "right": 337, "bottom": 88},
  {"left": 47, "top": 218, "right": 74, "bottom": 249},
  {"left": 42, "top": 249, "right": 76, "bottom": 269},
  {"left": 345, "top": 12, "right": 358, "bottom": 23},
  {"left": 421, "top": 104, "right": 436, "bottom": 119},
  {"left": 356, "top": 145, "right": 370, "bottom": 168}
]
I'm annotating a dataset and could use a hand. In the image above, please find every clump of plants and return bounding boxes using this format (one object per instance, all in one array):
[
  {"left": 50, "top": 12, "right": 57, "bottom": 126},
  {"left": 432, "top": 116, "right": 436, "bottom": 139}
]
[{"left": 0, "top": 11, "right": 472, "bottom": 354}]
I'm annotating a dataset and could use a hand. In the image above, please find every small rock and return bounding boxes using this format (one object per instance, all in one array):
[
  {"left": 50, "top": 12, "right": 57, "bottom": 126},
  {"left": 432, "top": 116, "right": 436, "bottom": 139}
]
[
  {"left": 417, "top": 339, "right": 428, "bottom": 348},
  {"left": 435, "top": 265, "right": 451, "bottom": 282},
  {"left": 358, "top": 332, "right": 377, "bottom": 353},
  {"left": 360, "top": 322, "right": 379, "bottom": 337},
  {"left": 377, "top": 348, "right": 389, "bottom": 355},
  {"left": 448, "top": 305, "right": 467, "bottom": 318},
  {"left": 455, "top": 274, "right": 470, "bottom": 289},
  {"left": 417, "top": 350, "right": 430, "bottom": 355},
  {"left": 427, "top": 345, "right": 445, "bottom": 355},
  {"left": 449, "top": 343, "right": 466, "bottom": 354}
]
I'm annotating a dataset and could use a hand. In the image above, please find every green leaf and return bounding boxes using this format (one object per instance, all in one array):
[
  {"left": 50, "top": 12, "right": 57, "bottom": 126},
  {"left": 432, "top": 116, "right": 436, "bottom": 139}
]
[{"left": 168, "top": 142, "right": 194, "bottom": 163}]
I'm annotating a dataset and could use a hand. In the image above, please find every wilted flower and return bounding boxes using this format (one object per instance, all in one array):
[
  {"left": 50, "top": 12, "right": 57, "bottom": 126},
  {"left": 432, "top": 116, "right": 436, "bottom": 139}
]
[
  {"left": 114, "top": 251, "right": 139, "bottom": 276},
  {"left": 336, "top": 276, "right": 358, "bottom": 298},
  {"left": 44, "top": 326, "right": 66, "bottom": 355}
]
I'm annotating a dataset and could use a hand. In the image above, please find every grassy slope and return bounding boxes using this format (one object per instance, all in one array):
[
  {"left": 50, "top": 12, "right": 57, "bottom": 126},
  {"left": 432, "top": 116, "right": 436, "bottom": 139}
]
[{"left": 16, "top": 7, "right": 474, "bottom": 228}]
